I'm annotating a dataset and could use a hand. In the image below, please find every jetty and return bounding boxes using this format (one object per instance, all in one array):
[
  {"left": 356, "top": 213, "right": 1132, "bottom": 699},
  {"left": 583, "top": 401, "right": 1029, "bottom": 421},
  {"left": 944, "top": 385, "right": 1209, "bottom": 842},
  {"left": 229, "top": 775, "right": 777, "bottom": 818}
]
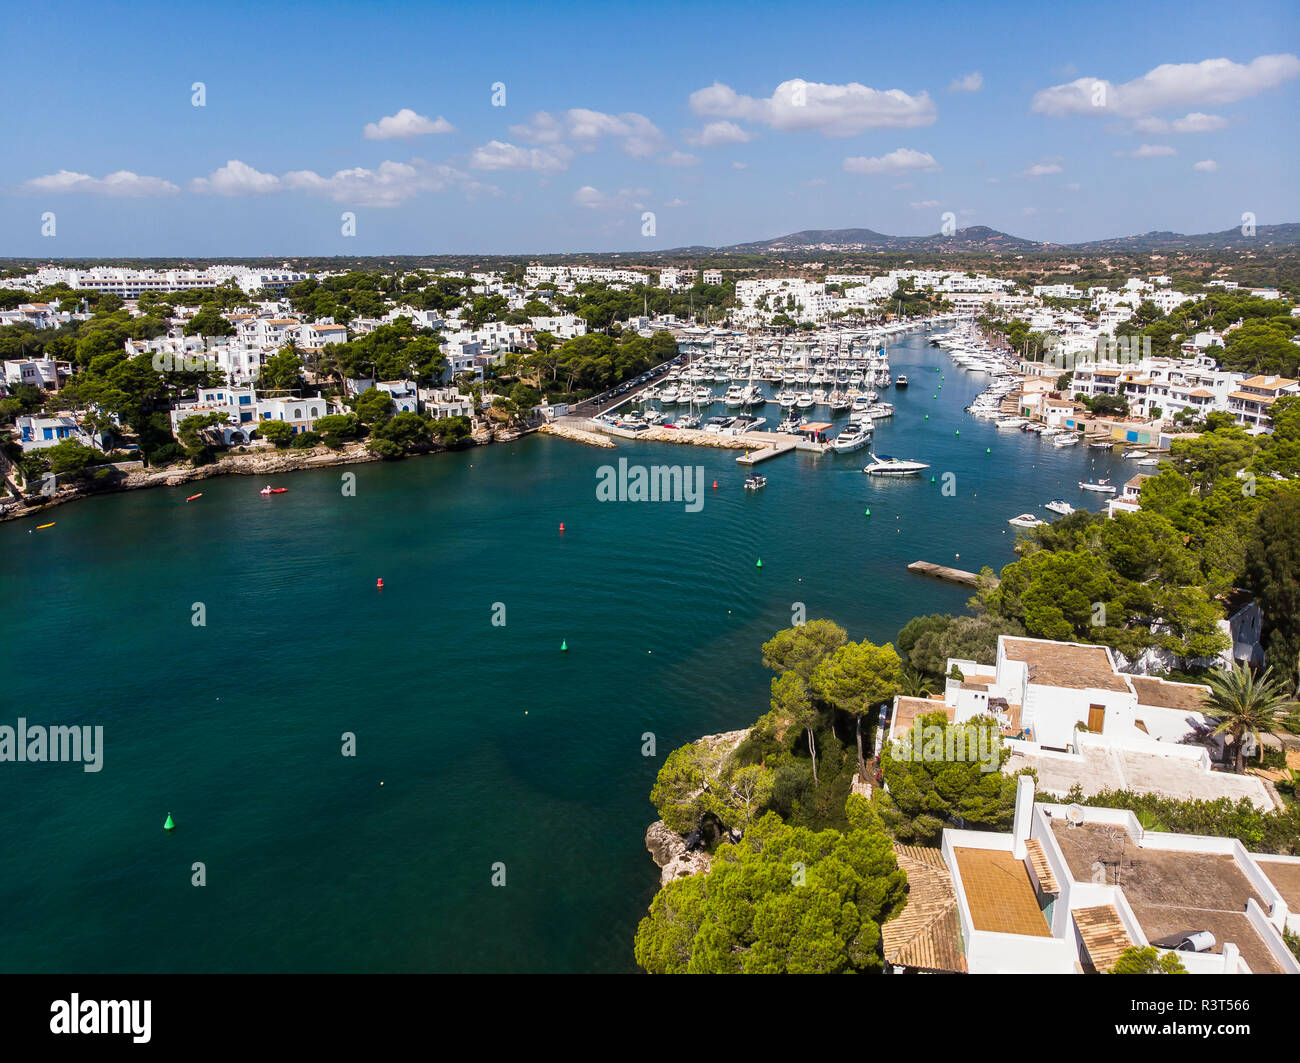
[
  {"left": 538, "top": 422, "right": 616, "bottom": 448},
  {"left": 736, "top": 439, "right": 797, "bottom": 465},
  {"left": 907, "top": 561, "right": 998, "bottom": 588}
]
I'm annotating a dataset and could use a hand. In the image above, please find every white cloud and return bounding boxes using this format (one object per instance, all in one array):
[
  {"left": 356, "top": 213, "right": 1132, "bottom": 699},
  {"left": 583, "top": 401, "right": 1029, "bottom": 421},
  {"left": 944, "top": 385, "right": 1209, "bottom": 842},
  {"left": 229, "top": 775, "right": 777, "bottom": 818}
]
[
  {"left": 891, "top": 181, "right": 915, "bottom": 190},
  {"left": 658, "top": 151, "right": 700, "bottom": 167},
  {"left": 731, "top": 161, "right": 748, "bottom": 170},
  {"left": 512, "top": 109, "right": 666, "bottom": 158},
  {"left": 468, "top": 140, "right": 573, "bottom": 174},
  {"left": 1023, "top": 206, "right": 1040, "bottom": 216},
  {"left": 842, "top": 148, "right": 939, "bottom": 175},
  {"left": 1031, "top": 53, "right": 1300, "bottom": 118},
  {"left": 1022, "top": 161, "right": 1063, "bottom": 177},
  {"left": 802, "top": 178, "right": 829, "bottom": 186},
  {"left": 509, "top": 112, "right": 565, "bottom": 144},
  {"left": 1132, "top": 111, "right": 1230, "bottom": 135},
  {"left": 684, "top": 120, "right": 754, "bottom": 147},
  {"left": 1064, "top": 182, "right": 1082, "bottom": 191},
  {"left": 21, "top": 169, "right": 180, "bottom": 197},
  {"left": 363, "top": 108, "right": 454, "bottom": 140},
  {"left": 281, "top": 160, "right": 463, "bottom": 207},
  {"left": 1193, "top": 159, "right": 1219, "bottom": 172},
  {"left": 664, "top": 197, "right": 688, "bottom": 208},
  {"left": 190, "top": 160, "right": 281, "bottom": 196},
  {"left": 949, "top": 72, "right": 983, "bottom": 93},
  {"left": 909, "top": 200, "right": 941, "bottom": 208},
  {"left": 690, "top": 78, "right": 936, "bottom": 136},
  {"left": 573, "top": 186, "right": 650, "bottom": 211},
  {"left": 1129, "top": 144, "right": 1177, "bottom": 157}
]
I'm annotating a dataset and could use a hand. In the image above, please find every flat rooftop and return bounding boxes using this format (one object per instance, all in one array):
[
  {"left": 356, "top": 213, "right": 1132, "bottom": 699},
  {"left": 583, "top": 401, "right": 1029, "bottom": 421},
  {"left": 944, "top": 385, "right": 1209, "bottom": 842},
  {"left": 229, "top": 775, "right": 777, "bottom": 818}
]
[
  {"left": 1049, "top": 821, "right": 1284, "bottom": 975},
  {"left": 1001, "top": 637, "right": 1130, "bottom": 693},
  {"left": 1008, "top": 745, "right": 1273, "bottom": 811},
  {"left": 1255, "top": 858, "right": 1300, "bottom": 913},
  {"left": 1129, "top": 675, "right": 1210, "bottom": 713},
  {"left": 953, "top": 847, "right": 1051, "bottom": 937},
  {"left": 891, "top": 696, "right": 952, "bottom": 736}
]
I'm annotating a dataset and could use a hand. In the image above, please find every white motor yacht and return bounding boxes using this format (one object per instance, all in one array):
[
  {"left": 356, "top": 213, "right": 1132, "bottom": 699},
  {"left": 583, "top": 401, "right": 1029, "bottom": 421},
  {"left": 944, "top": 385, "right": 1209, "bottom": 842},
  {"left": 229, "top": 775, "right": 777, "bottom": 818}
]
[{"left": 864, "top": 453, "right": 930, "bottom": 476}]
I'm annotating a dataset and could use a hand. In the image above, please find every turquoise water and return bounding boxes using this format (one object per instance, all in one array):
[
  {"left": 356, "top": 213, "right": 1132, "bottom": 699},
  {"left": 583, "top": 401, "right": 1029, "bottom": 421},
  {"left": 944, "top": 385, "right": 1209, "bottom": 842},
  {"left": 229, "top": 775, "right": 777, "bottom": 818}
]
[{"left": 0, "top": 335, "right": 1129, "bottom": 972}]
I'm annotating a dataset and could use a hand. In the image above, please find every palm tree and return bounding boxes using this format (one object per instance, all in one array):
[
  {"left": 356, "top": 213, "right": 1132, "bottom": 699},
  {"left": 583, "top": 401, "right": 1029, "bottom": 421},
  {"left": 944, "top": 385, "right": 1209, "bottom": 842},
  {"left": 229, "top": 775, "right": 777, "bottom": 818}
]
[
  {"left": 899, "top": 667, "right": 934, "bottom": 699},
  {"left": 1202, "top": 662, "right": 1295, "bottom": 773}
]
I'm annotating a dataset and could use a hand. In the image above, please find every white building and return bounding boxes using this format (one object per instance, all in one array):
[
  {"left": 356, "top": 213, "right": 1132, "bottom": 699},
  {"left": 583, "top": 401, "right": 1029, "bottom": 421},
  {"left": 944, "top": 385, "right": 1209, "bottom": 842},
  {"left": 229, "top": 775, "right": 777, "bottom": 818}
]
[{"left": 883, "top": 777, "right": 1299, "bottom": 974}]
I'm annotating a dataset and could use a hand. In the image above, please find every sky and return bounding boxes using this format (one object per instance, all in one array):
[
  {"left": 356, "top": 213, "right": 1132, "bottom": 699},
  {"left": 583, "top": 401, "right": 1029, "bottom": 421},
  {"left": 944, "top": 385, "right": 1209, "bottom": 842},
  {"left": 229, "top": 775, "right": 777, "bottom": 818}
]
[{"left": 2, "top": 0, "right": 1298, "bottom": 257}]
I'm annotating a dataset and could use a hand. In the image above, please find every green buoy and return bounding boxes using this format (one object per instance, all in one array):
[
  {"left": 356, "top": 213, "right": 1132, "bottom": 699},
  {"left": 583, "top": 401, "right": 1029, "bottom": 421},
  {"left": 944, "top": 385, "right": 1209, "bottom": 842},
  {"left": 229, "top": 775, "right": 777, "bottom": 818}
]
[
  {"left": 924, "top": 414, "right": 929, "bottom": 420},
  {"left": 560, "top": 640, "right": 567, "bottom": 652},
  {"left": 756, "top": 559, "right": 763, "bottom": 568},
  {"left": 986, "top": 447, "right": 991, "bottom": 454},
  {"left": 930, "top": 476, "right": 936, "bottom": 483},
  {"left": 163, "top": 813, "right": 175, "bottom": 832},
  {"left": 864, "top": 508, "right": 871, "bottom": 516}
]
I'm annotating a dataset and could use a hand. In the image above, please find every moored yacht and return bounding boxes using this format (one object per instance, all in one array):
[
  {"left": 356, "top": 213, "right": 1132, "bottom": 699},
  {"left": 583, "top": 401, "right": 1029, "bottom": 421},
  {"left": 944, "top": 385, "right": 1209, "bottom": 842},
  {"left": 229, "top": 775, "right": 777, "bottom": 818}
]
[
  {"left": 831, "top": 422, "right": 872, "bottom": 453},
  {"left": 864, "top": 453, "right": 930, "bottom": 476}
]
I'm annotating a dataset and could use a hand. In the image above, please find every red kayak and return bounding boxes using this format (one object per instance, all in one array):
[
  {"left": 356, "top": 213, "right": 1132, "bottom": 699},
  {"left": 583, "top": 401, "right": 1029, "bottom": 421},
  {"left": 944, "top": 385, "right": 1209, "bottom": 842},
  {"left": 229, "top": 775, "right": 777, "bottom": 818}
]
[
  {"left": 186, "top": 493, "right": 203, "bottom": 502},
  {"left": 259, "top": 487, "right": 288, "bottom": 495}
]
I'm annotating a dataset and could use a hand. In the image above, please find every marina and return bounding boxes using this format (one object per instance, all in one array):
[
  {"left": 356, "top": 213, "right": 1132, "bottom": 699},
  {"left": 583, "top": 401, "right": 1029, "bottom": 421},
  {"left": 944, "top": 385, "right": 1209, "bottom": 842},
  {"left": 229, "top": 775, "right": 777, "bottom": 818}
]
[{"left": 0, "top": 327, "right": 1152, "bottom": 975}]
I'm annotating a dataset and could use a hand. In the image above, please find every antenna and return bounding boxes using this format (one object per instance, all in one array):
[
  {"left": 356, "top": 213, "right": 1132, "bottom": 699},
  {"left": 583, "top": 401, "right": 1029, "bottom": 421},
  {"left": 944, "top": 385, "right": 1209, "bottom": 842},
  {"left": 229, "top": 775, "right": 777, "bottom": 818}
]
[{"left": 1065, "top": 803, "right": 1084, "bottom": 828}]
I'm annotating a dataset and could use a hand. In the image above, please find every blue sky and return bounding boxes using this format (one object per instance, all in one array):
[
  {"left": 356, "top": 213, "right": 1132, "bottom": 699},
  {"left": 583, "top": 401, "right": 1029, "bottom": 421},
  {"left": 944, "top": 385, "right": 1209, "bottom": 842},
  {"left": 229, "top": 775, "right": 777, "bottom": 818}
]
[{"left": 2, "top": 0, "right": 1297, "bottom": 256}]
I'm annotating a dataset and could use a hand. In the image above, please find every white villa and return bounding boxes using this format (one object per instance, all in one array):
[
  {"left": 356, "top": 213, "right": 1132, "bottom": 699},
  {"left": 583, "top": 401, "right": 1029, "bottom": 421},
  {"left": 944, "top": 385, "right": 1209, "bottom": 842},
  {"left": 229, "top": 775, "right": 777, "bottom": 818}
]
[{"left": 882, "top": 777, "right": 1300, "bottom": 974}]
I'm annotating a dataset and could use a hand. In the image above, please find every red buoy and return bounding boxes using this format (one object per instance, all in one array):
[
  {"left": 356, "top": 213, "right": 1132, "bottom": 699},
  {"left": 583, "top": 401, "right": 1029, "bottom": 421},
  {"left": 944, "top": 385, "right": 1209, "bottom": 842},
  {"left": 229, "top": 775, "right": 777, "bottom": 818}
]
[
  {"left": 559, "top": 523, "right": 565, "bottom": 533},
  {"left": 713, "top": 481, "right": 718, "bottom": 489},
  {"left": 376, "top": 578, "right": 384, "bottom": 589}
]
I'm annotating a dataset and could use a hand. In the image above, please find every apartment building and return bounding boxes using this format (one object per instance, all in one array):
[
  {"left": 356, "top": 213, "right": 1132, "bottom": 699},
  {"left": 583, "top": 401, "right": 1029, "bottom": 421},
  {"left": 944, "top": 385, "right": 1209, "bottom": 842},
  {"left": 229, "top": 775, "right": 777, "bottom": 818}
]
[{"left": 1227, "top": 375, "right": 1300, "bottom": 427}]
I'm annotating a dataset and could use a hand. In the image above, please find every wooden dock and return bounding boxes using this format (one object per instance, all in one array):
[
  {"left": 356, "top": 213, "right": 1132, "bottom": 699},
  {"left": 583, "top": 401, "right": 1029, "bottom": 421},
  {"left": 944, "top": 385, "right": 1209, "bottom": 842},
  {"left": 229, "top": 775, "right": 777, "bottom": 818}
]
[
  {"left": 908, "top": 561, "right": 997, "bottom": 588},
  {"left": 736, "top": 440, "right": 797, "bottom": 465}
]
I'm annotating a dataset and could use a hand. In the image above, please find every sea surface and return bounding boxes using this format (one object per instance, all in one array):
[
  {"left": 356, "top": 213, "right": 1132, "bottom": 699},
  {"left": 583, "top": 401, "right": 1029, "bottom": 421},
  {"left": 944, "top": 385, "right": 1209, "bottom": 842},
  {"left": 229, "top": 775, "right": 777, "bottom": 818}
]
[{"left": 0, "top": 333, "right": 1131, "bottom": 972}]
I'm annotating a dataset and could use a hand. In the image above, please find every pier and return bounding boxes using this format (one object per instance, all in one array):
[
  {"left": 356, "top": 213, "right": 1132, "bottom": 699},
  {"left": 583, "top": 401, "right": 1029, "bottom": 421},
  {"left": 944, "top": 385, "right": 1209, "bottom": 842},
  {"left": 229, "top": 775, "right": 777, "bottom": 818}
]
[
  {"left": 736, "top": 439, "right": 797, "bottom": 465},
  {"left": 908, "top": 561, "right": 998, "bottom": 588}
]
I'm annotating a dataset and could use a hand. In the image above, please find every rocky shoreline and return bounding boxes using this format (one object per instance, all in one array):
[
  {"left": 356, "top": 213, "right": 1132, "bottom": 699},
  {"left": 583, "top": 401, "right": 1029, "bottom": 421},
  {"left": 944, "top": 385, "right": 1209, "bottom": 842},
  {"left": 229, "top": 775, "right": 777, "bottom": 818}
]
[
  {"left": 1, "top": 424, "right": 499, "bottom": 524},
  {"left": 642, "top": 727, "right": 749, "bottom": 887}
]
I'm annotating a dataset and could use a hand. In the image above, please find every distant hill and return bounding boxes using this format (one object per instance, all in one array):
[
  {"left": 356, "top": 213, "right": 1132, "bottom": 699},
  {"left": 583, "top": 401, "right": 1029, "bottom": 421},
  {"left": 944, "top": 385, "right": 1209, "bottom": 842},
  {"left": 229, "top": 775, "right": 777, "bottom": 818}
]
[{"left": 705, "top": 222, "right": 1300, "bottom": 255}]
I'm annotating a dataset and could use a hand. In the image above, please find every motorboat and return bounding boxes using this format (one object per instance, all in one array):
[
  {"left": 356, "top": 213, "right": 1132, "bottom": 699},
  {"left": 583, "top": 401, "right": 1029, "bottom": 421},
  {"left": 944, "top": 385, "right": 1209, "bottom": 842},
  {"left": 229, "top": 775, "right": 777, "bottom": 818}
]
[
  {"left": 831, "top": 423, "right": 872, "bottom": 453},
  {"left": 694, "top": 386, "right": 713, "bottom": 405},
  {"left": 796, "top": 392, "right": 815, "bottom": 409},
  {"left": 1044, "top": 499, "right": 1075, "bottom": 516},
  {"left": 1087, "top": 439, "right": 1113, "bottom": 450},
  {"left": 777, "top": 390, "right": 798, "bottom": 408},
  {"left": 895, "top": 375, "right": 908, "bottom": 388},
  {"left": 1008, "top": 513, "right": 1046, "bottom": 529},
  {"left": 1136, "top": 457, "right": 1160, "bottom": 467},
  {"left": 864, "top": 453, "right": 930, "bottom": 476},
  {"left": 1079, "top": 479, "right": 1117, "bottom": 493},
  {"left": 1052, "top": 433, "right": 1080, "bottom": 447},
  {"left": 723, "top": 384, "right": 746, "bottom": 407},
  {"left": 674, "top": 413, "right": 701, "bottom": 429},
  {"left": 996, "top": 416, "right": 1027, "bottom": 430},
  {"left": 1120, "top": 449, "right": 1148, "bottom": 459},
  {"left": 743, "top": 474, "right": 767, "bottom": 490}
]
